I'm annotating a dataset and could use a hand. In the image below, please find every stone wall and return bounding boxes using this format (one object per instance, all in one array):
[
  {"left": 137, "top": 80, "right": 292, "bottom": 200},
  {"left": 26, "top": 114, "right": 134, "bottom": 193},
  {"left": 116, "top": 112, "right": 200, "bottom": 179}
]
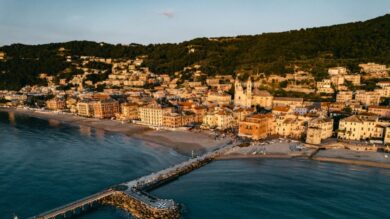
[{"left": 102, "top": 192, "right": 180, "bottom": 219}]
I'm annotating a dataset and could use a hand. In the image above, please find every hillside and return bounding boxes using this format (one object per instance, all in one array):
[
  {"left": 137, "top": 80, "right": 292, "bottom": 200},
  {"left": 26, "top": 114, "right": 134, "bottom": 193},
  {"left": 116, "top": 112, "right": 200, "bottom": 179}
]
[{"left": 1, "top": 14, "right": 390, "bottom": 90}]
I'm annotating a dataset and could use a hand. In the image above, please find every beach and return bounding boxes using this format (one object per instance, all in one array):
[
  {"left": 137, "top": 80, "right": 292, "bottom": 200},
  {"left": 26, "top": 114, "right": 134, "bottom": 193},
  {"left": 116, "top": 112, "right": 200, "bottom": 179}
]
[
  {"left": 221, "top": 139, "right": 317, "bottom": 159},
  {"left": 0, "top": 107, "right": 231, "bottom": 156},
  {"left": 312, "top": 148, "right": 390, "bottom": 169}
]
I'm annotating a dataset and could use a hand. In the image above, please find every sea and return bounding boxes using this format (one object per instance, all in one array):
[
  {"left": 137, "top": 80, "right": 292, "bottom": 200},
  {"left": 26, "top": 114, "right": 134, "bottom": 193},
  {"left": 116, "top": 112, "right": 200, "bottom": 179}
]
[{"left": 1, "top": 111, "right": 389, "bottom": 219}]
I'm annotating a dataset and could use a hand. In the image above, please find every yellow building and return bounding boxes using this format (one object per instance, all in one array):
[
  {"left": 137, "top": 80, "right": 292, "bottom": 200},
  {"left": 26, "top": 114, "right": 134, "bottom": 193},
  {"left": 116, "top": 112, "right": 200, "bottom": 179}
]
[
  {"left": 344, "top": 74, "right": 361, "bottom": 86},
  {"left": 162, "top": 112, "right": 196, "bottom": 128},
  {"left": 118, "top": 103, "right": 139, "bottom": 120},
  {"left": 272, "top": 97, "right": 303, "bottom": 109},
  {"left": 328, "top": 67, "right": 347, "bottom": 76},
  {"left": 46, "top": 98, "right": 66, "bottom": 111},
  {"left": 252, "top": 90, "right": 273, "bottom": 110},
  {"left": 355, "top": 90, "right": 381, "bottom": 106},
  {"left": 338, "top": 115, "right": 389, "bottom": 141},
  {"left": 139, "top": 102, "right": 173, "bottom": 127},
  {"left": 202, "top": 109, "right": 235, "bottom": 130},
  {"left": 238, "top": 114, "right": 274, "bottom": 140},
  {"left": 336, "top": 91, "right": 353, "bottom": 103},
  {"left": 275, "top": 115, "right": 309, "bottom": 139},
  {"left": 368, "top": 106, "right": 390, "bottom": 118},
  {"left": 306, "top": 117, "right": 334, "bottom": 145},
  {"left": 206, "top": 92, "right": 231, "bottom": 106},
  {"left": 233, "top": 107, "right": 255, "bottom": 122},
  {"left": 316, "top": 79, "right": 334, "bottom": 94},
  {"left": 77, "top": 101, "right": 95, "bottom": 117}
]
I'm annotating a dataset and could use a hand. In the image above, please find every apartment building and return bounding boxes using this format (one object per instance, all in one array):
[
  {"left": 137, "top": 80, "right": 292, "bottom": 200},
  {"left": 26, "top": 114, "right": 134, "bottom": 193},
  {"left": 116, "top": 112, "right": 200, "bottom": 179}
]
[
  {"left": 162, "top": 112, "right": 196, "bottom": 128},
  {"left": 93, "top": 99, "right": 120, "bottom": 119},
  {"left": 119, "top": 103, "right": 139, "bottom": 120},
  {"left": 355, "top": 90, "right": 381, "bottom": 106},
  {"left": 368, "top": 106, "right": 390, "bottom": 118},
  {"left": 206, "top": 92, "right": 231, "bottom": 106},
  {"left": 139, "top": 102, "right": 173, "bottom": 127},
  {"left": 306, "top": 117, "right": 333, "bottom": 145},
  {"left": 77, "top": 101, "right": 95, "bottom": 117},
  {"left": 202, "top": 109, "right": 235, "bottom": 130},
  {"left": 336, "top": 91, "right": 353, "bottom": 103},
  {"left": 272, "top": 97, "right": 303, "bottom": 109},
  {"left": 238, "top": 114, "right": 274, "bottom": 140},
  {"left": 338, "top": 115, "right": 389, "bottom": 141},
  {"left": 46, "top": 98, "right": 66, "bottom": 111}
]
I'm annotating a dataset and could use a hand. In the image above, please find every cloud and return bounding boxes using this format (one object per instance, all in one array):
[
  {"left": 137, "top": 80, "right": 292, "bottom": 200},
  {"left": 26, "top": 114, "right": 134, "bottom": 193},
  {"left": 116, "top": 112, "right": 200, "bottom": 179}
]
[{"left": 161, "top": 11, "right": 175, "bottom": 18}]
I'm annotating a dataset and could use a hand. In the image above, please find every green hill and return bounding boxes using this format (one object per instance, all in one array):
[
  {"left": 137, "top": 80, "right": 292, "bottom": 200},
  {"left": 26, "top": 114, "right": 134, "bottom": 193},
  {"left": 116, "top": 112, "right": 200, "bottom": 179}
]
[{"left": 1, "top": 14, "right": 390, "bottom": 90}]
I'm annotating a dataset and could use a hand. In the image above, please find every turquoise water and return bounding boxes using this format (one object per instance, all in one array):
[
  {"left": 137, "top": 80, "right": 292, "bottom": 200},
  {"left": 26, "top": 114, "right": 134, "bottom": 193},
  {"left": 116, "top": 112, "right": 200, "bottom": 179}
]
[
  {"left": 153, "top": 159, "right": 390, "bottom": 219},
  {"left": 0, "top": 111, "right": 186, "bottom": 219},
  {"left": 1, "top": 111, "right": 390, "bottom": 219}
]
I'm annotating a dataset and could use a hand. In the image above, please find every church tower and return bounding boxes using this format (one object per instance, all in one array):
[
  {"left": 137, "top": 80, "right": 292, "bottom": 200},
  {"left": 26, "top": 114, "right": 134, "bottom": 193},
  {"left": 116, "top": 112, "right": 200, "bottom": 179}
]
[{"left": 246, "top": 78, "right": 252, "bottom": 107}]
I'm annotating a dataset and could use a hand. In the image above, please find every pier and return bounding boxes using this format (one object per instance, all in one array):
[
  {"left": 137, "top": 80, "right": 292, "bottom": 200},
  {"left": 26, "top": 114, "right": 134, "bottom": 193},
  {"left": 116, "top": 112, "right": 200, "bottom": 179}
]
[
  {"left": 32, "top": 190, "right": 119, "bottom": 219},
  {"left": 31, "top": 142, "right": 237, "bottom": 219}
]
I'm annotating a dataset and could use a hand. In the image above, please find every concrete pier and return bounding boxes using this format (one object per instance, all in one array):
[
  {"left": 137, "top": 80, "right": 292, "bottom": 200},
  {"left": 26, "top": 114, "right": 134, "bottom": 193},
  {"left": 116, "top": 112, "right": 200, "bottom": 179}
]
[{"left": 31, "top": 142, "right": 236, "bottom": 219}]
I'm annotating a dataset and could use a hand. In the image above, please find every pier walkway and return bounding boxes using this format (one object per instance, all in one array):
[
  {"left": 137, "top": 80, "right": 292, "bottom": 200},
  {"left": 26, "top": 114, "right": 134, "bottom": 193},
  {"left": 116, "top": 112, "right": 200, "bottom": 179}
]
[
  {"left": 31, "top": 189, "right": 118, "bottom": 219},
  {"left": 31, "top": 142, "right": 237, "bottom": 219}
]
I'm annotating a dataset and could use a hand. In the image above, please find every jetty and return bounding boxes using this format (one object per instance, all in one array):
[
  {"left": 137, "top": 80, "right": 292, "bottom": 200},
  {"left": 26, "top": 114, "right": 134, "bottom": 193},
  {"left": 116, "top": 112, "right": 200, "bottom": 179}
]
[{"left": 30, "top": 142, "right": 237, "bottom": 219}]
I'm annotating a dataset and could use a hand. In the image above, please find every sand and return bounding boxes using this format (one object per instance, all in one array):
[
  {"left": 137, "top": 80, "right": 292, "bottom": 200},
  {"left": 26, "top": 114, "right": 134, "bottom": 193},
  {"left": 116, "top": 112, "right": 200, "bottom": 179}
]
[
  {"left": 222, "top": 139, "right": 316, "bottom": 159},
  {"left": 315, "top": 148, "right": 390, "bottom": 163}
]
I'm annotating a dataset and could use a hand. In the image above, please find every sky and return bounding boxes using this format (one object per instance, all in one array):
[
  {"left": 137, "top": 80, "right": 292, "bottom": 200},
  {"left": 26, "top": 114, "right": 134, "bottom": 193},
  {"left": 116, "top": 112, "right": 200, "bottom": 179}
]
[{"left": 0, "top": 0, "right": 389, "bottom": 46}]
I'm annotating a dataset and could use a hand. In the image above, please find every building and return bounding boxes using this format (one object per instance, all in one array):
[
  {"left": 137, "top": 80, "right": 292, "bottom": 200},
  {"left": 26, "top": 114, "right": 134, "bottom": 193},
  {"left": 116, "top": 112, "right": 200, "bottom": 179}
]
[
  {"left": 238, "top": 114, "right": 274, "bottom": 140},
  {"left": 338, "top": 115, "right": 390, "bottom": 141},
  {"left": 139, "top": 102, "right": 173, "bottom": 127},
  {"left": 359, "top": 63, "right": 387, "bottom": 73},
  {"left": 202, "top": 109, "right": 235, "bottom": 130},
  {"left": 344, "top": 74, "right": 361, "bottom": 86},
  {"left": 328, "top": 67, "right": 347, "bottom": 76},
  {"left": 368, "top": 106, "right": 390, "bottom": 118},
  {"left": 77, "top": 101, "right": 95, "bottom": 117},
  {"left": 272, "top": 97, "right": 303, "bottom": 109},
  {"left": 336, "top": 91, "right": 353, "bottom": 103},
  {"left": 0, "top": 51, "right": 5, "bottom": 60},
  {"left": 93, "top": 99, "right": 120, "bottom": 119},
  {"left": 275, "top": 114, "right": 309, "bottom": 139},
  {"left": 206, "top": 92, "right": 231, "bottom": 106},
  {"left": 316, "top": 79, "right": 334, "bottom": 94},
  {"left": 306, "top": 117, "right": 333, "bottom": 145},
  {"left": 46, "top": 98, "right": 66, "bottom": 111},
  {"left": 233, "top": 107, "right": 255, "bottom": 122},
  {"left": 234, "top": 78, "right": 273, "bottom": 109},
  {"left": 251, "top": 90, "right": 273, "bottom": 110},
  {"left": 162, "top": 112, "right": 196, "bottom": 128},
  {"left": 119, "top": 103, "right": 139, "bottom": 120},
  {"left": 355, "top": 90, "right": 380, "bottom": 106},
  {"left": 359, "top": 63, "right": 389, "bottom": 79}
]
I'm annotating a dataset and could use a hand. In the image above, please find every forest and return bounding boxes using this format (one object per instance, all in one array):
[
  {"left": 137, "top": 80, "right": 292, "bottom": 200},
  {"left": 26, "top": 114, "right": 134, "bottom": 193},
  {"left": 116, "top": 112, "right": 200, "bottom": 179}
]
[{"left": 1, "top": 14, "right": 390, "bottom": 90}]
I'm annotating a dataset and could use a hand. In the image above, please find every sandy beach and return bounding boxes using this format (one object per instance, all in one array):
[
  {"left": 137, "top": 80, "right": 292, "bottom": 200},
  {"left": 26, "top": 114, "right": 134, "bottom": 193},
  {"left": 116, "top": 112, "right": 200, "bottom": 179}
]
[
  {"left": 313, "top": 148, "right": 390, "bottom": 169},
  {"left": 221, "top": 139, "right": 317, "bottom": 159},
  {"left": 0, "top": 107, "right": 232, "bottom": 156}
]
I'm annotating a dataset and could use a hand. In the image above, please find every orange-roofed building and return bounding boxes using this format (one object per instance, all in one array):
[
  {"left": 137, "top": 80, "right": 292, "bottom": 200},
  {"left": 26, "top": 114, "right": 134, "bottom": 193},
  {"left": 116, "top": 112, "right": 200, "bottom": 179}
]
[{"left": 239, "top": 114, "right": 274, "bottom": 140}]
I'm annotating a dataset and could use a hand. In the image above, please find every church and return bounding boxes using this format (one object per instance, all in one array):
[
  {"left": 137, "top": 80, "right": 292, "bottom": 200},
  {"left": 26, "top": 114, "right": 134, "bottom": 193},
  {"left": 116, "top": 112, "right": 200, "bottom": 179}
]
[{"left": 234, "top": 77, "right": 273, "bottom": 109}]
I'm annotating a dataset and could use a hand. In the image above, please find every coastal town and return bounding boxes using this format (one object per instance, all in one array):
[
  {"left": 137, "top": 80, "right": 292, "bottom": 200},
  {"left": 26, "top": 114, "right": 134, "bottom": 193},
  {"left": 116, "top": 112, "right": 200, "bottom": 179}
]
[{"left": 1, "top": 49, "right": 390, "bottom": 157}]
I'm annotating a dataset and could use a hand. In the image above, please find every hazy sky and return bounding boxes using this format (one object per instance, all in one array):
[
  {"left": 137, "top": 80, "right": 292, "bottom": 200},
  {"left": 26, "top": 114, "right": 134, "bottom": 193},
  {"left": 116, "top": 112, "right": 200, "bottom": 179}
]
[{"left": 0, "top": 0, "right": 389, "bottom": 46}]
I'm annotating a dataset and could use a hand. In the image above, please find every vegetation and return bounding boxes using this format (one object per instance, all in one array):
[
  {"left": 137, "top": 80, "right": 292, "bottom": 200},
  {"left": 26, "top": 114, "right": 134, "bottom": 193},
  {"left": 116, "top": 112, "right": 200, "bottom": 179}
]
[{"left": 1, "top": 14, "right": 390, "bottom": 90}]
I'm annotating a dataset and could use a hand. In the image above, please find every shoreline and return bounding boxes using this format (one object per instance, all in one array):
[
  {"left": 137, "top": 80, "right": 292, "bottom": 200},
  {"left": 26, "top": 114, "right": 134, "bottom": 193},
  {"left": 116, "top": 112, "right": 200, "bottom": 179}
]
[
  {"left": 2, "top": 107, "right": 390, "bottom": 169},
  {"left": 219, "top": 153, "right": 390, "bottom": 169},
  {"left": 0, "top": 107, "right": 231, "bottom": 157},
  {"left": 312, "top": 156, "right": 390, "bottom": 169}
]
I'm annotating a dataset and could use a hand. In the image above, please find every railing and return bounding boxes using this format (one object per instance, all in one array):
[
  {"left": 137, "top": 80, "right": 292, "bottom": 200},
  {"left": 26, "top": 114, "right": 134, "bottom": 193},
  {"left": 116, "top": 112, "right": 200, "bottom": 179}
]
[{"left": 32, "top": 189, "right": 116, "bottom": 219}]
